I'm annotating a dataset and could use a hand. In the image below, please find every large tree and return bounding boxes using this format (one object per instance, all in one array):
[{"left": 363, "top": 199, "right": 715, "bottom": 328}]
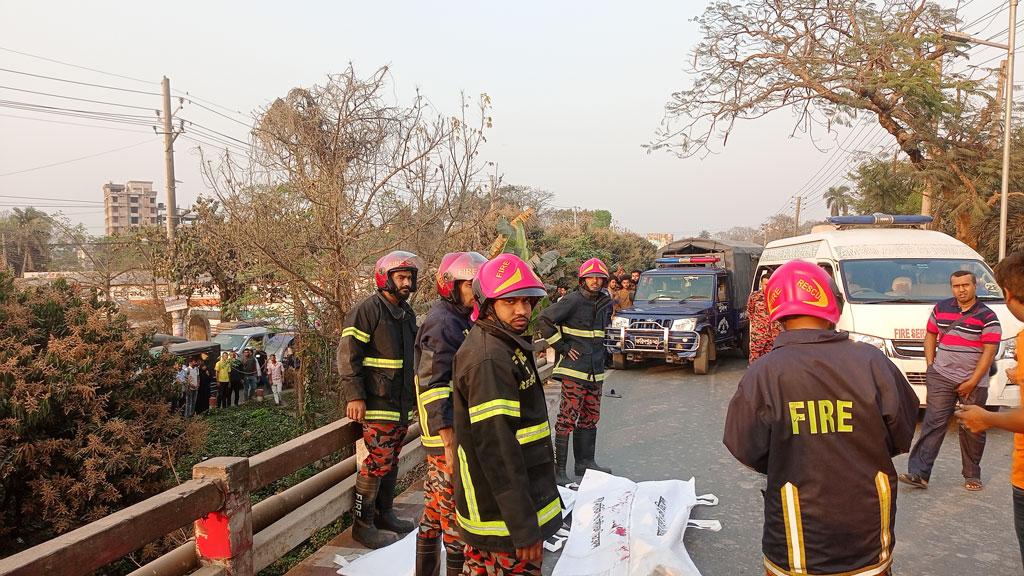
[
  {"left": 0, "top": 207, "right": 52, "bottom": 276},
  {"left": 823, "top": 185, "right": 854, "bottom": 216},
  {"left": 653, "top": 0, "right": 1007, "bottom": 246}
]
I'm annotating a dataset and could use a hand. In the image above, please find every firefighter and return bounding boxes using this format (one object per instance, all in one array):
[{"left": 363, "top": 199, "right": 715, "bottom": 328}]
[
  {"left": 537, "top": 257, "right": 613, "bottom": 486},
  {"left": 452, "top": 254, "right": 562, "bottom": 575},
  {"left": 337, "top": 250, "right": 423, "bottom": 549},
  {"left": 414, "top": 251, "right": 487, "bottom": 576},
  {"left": 723, "top": 260, "right": 918, "bottom": 576}
]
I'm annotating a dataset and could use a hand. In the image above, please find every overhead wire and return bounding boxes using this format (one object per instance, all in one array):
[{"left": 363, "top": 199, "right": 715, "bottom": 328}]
[
  {"left": 0, "top": 112, "right": 155, "bottom": 134},
  {"left": 0, "top": 67, "right": 161, "bottom": 96},
  {"left": 0, "top": 138, "right": 158, "bottom": 177},
  {"left": 0, "top": 85, "right": 158, "bottom": 111},
  {"left": 0, "top": 45, "right": 153, "bottom": 85}
]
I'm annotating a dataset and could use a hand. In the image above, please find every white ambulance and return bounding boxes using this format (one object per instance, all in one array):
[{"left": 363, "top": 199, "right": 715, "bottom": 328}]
[{"left": 755, "top": 215, "right": 1021, "bottom": 407}]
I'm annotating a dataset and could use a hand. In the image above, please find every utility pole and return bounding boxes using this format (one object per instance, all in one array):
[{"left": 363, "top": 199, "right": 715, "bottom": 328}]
[
  {"left": 160, "top": 76, "right": 183, "bottom": 336},
  {"left": 793, "top": 196, "right": 802, "bottom": 237},
  {"left": 1000, "top": 0, "right": 1019, "bottom": 261}
]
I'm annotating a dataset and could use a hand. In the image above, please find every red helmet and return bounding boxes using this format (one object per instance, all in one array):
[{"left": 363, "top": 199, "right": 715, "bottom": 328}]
[
  {"left": 471, "top": 253, "right": 547, "bottom": 321},
  {"left": 436, "top": 251, "right": 487, "bottom": 301},
  {"left": 374, "top": 250, "right": 425, "bottom": 293},
  {"left": 578, "top": 258, "right": 610, "bottom": 279},
  {"left": 765, "top": 260, "right": 842, "bottom": 324}
]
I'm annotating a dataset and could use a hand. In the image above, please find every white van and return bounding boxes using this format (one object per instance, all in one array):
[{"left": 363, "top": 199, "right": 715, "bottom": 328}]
[{"left": 756, "top": 217, "right": 1021, "bottom": 407}]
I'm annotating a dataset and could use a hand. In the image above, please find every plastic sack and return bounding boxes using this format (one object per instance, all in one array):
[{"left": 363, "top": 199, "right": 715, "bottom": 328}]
[
  {"left": 551, "top": 470, "right": 720, "bottom": 576},
  {"left": 338, "top": 486, "right": 578, "bottom": 575}
]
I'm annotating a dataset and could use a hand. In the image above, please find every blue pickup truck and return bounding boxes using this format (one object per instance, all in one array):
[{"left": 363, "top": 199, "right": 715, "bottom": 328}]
[{"left": 604, "top": 238, "right": 763, "bottom": 374}]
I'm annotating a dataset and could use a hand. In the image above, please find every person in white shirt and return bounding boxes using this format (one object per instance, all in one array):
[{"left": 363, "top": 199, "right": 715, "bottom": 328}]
[
  {"left": 267, "top": 354, "right": 285, "bottom": 405},
  {"left": 184, "top": 357, "right": 200, "bottom": 418}
]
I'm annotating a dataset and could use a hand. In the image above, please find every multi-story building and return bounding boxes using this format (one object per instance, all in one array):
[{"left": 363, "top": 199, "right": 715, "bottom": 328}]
[
  {"left": 103, "top": 180, "right": 158, "bottom": 236},
  {"left": 646, "top": 232, "right": 675, "bottom": 249}
]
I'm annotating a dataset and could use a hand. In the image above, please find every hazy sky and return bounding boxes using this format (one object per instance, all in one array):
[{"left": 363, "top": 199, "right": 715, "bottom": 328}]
[{"left": 0, "top": 1, "right": 1013, "bottom": 237}]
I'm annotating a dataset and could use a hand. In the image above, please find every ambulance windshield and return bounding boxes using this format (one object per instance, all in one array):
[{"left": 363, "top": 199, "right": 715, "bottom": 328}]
[{"left": 839, "top": 259, "right": 1003, "bottom": 303}]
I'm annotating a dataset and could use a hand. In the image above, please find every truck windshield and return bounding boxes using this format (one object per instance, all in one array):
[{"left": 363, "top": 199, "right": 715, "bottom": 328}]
[
  {"left": 634, "top": 274, "right": 715, "bottom": 302},
  {"left": 840, "top": 259, "right": 1003, "bottom": 303},
  {"left": 212, "top": 334, "right": 248, "bottom": 351}
]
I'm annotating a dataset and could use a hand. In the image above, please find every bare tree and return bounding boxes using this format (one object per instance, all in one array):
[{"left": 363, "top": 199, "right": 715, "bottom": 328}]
[{"left": 651, "top": 0, "right": 1005, "bottom": 245}]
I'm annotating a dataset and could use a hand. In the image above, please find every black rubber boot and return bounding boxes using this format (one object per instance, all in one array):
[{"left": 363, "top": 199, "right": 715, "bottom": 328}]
[
  {"left": 375, "top": 468, "right": 416, "bottom": 534},
  {"left": 445, "top": 546, "right": 465, "bottom": 576},
  {"left": 415, "top": 533, "right": 440, "bottom": 576},
  {"left": 554, "top": 433, "right": 574, "bottom": 486},
  {"left": 574, "top": 428, "right": 612, "bottom": 476},
  {"left": 353, "top": 474, "right": 400, "bottom": 549}
]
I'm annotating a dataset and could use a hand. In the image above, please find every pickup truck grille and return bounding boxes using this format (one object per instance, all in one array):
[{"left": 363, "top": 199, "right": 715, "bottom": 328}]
[{"left": 629, "top": 319, "right": 670, "bottom": 330}]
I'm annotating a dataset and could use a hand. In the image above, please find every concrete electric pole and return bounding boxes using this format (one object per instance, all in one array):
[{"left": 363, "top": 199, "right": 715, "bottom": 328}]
[
  {"left": 793, "top": 196, "right": 802, "bottom": 237},
  {"left": 160, "top": 76, "right": 184, "bottom": 336}
]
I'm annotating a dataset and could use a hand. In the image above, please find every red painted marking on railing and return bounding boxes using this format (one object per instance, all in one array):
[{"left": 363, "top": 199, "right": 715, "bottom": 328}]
[{"left": 196, "top": 511, "right": 231, "bottom": 559}]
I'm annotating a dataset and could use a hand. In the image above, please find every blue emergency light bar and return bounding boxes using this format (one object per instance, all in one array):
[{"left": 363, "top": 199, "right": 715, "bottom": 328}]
[{"left": 825, "top": 214, "right": 933, "bottom": 226}]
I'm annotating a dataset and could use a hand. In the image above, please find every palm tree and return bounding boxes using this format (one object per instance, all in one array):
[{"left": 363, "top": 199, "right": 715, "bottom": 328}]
[
  {"left": 8, "top": 207, "right": 51, "bottom": 275},
  {"left": 823, "top": 185, "right": 853, "bottom": 217}
]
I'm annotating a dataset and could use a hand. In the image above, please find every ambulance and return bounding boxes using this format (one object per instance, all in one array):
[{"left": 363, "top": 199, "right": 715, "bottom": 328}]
[{"left": 755, "top": 214, "right": 1021, "bottom": 407}]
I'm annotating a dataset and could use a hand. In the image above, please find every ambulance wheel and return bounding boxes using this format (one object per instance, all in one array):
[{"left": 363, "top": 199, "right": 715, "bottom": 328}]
[
  {"left": 694, "top": 333, "right": 711, "bottom": 375},
  {"left": 612, "top": 353, "right": 628, "bottom": 370}
]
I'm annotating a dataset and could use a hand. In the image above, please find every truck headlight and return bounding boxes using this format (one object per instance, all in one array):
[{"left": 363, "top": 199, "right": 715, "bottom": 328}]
[
  {"left": 610, "top": 316, "right": 630, "bottom": 329},
  {"left": 849, "top": 332, "right": 885, "bottom": 352},
  {"left": 671, "top": 318, "right": 696, "bottom": 331},
  {"left": 1001, "top": 338, "right": 1017, "bottom": 360}
]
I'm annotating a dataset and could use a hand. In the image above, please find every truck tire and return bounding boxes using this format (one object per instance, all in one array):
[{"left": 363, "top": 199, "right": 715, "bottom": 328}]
[
  {"left": 612, "top": 353, "right": 628, "bottom": 370},
  {"left": 694, "top": 333, "right": 711, "bottom": 375}
]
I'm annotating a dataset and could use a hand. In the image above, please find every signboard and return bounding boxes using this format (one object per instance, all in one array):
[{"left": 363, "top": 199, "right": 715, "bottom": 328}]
[{"left": 163, "top": 297, "right": 189, "bottom": 312}]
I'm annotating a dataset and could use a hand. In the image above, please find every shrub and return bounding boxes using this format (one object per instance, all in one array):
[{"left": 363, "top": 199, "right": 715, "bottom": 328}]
[{"left": 0, "top": 273, "right": 198, "bottom": 554}]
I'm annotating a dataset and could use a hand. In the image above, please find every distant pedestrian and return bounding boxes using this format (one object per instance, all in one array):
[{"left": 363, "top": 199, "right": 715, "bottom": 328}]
[
  {"left": 747, "top": 271, "right": 783, "bottom": 363},
  {"left": 215, "top": 351, "right": 232, "bottom": 409},
  {"left": 173, "top": 359, "right": 188, "bottom": 413},
  {"left": 184, "top": 357, "right": 200, "bottom": 418},
  {"left": 229, "top": 351, "right": 244, "bottom": 406},
  {"left": 240, "top": 348, "right": 259, "bottom": 401},
  {"left": 195, "top": 352, "right": 212, "bottom": 415},
  {"left": 900, "top": 270, "right": 1001, "bottom": 492},
  {"left": 254, "top": 346, "right": 268, "bottom": 396},
  {"left": 267, "top": 354, "right": 284, "bottom": 405}
]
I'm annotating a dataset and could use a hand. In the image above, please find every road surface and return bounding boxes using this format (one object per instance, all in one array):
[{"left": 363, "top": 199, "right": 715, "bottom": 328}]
[{"left": 576, "top": 357, "right": 1020, "bottom": 576}]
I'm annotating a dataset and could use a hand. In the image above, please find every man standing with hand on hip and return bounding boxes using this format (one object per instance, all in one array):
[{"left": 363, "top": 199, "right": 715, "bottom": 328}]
[
  {"left": 338, "top": 250, "right": 423, "bottom": 549},
  {"left": 900, "top": 270, "right": 1001, "bottom": 492}
]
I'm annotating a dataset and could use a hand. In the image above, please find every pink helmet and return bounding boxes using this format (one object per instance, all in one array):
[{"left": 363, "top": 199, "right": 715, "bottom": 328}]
[
  {"left": 578, "top": 258, "right": 610, "bottom": 279},
  {"left": 374, "top": 250, "right": 425, "bottom": 293},
  {"left": 471, "top": 253, "right": 547, "bottom": 320},
  {"left": 765, "top": 260, "right": 842, "bottom": 324},
  {"left": 436, "top": 251, "right": 487, "bottom": 301}
]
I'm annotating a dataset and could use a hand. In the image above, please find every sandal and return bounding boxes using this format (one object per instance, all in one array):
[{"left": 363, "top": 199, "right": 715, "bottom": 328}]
[
  {"left": 964, "top": 478, "right": 984, "bottom": 491},
  {"left": 897, "top": 473, "right": 928, "bottom": 489}
]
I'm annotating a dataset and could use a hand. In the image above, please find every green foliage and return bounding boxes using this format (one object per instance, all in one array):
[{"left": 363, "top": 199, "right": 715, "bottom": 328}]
[
  {"left": 0, "top": 207, "right": 53, "bottom": 276},
  {"left": 592, "top": 210, "right": 612, "bottom": 229},
  {"left": 0, "top": 272, "right": 198, "bottom": 555},
  {"left": 822, "top": 185, "right": 854, "bottom": 217},
  {"left": 849, "top": 158, "right": 923, "bottom": 215}
]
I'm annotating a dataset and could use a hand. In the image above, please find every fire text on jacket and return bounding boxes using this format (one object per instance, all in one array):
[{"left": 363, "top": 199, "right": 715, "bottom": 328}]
[{"left": 788, "top": 400, "right": 854, "bottom": 435}]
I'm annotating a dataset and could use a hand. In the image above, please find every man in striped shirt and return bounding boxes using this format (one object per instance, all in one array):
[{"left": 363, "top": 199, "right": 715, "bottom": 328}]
[{"left": 900, "top": 270, "right": 1001, "bottom": 492}]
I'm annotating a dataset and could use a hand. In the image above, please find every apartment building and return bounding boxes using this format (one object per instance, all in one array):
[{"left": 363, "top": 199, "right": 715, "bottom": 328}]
[{"left": 103, "top": 180, "right": 158, "bottom": 236}]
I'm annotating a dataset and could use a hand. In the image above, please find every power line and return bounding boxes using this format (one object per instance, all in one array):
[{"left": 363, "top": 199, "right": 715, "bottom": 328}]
[
  {"left": 0, "top": 194, "right": 101, "bottom": 204},
  {"left": 0, "top": 112, "right": 155, "bottom": 134},
  {"left": 0, "top": 67, "right": 160, "bottom": 96},
  {"left": 183, "top": 97, "right": 253, "bottom": 128},
  {"left": 0, "top": 138, "right": 157, "bottom": 177},
  {"left": 0, "top": 85, "right": 157, "bottom": 111},
  {"left": 0, "top": 46, "right": 153, "bottom": 85},
  {"left": 181, "top": 118, "right": 250, "bottom": 146}
]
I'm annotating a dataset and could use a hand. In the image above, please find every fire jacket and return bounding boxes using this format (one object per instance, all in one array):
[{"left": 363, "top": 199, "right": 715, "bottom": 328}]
[
  {"left": 452, "top": 318, "right": 562, "bottom": 553},
  {"left": 337, "top": 292, "right": 418, "bottom": 425},
  {"left": 723, "top": 329, "right": 918, "bottom": 576},
  {"left": 537, "top": 288, "right": 612, "bottom": 384},
  {"left": 415, "top": 298, "right": 473, "bottom": 455}
]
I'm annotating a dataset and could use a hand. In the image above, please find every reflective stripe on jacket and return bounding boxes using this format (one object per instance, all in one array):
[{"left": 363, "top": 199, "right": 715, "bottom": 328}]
[
  {"left": 415, "top": 299, "right": 472, "bottom": 454},
  {"left": 723, "top": 329, "right": 918, "bottom": 575},
  {"left": 452, "top": 319, "right": 562, "bottom": 553},
  {"left": 337, "top": 292, "right": 417, "bottom": 424},
  {"left": 537, "top": 288, "right": 611, "bottom": 383}
]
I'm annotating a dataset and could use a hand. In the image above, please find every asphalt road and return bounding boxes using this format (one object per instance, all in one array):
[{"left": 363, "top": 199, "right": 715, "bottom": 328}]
[{"left": 560, "top": 356, "right": 1021, "bottom": 576}]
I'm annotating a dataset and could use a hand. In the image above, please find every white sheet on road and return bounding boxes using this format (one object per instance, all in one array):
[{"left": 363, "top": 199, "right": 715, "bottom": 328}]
[
  {"left": 336, "top": 486, "right": 577, "bottom": 576},
  {"left": 551, "top": 470, "right": 720, "bottom": 576}
]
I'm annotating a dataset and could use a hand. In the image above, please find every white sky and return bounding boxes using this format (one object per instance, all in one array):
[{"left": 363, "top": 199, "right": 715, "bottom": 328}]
[{"left": 0, "top": 1, "right": 1015, "bottom": 237}]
